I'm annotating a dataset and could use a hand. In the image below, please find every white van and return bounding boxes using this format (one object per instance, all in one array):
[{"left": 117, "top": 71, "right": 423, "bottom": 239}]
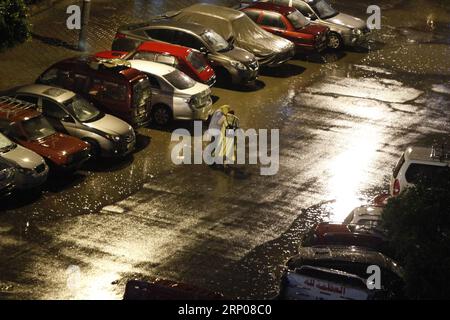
[{"left": 128, "top": 60, "right": 213, "bottom": 126}]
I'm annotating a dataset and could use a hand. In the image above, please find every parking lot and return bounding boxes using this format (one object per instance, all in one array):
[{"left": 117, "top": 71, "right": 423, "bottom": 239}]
[{"left": 0, "top": 0, "right": 449, "bottom": 299}]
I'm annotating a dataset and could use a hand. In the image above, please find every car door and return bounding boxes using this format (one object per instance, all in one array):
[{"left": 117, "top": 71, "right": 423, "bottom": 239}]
[
  {"left": 259, "top": 11, "right": 288, "bottom": 37},
  {"left": 39, "top": 98, "right": 73, "bottom": 135}
]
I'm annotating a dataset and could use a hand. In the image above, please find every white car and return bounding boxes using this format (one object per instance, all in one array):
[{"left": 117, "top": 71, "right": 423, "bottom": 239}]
[
  {"left": 390, "top": 145, "right": 450, "bottom": 196},
  {"left": 0, "top": 132, "right": 48, "bottom": 190},
  {"left": 344, "top": 205, "right": 383, "bottom": 231},
  {"left": 127, "top": 60, "right": 213, "bottom": 126}
]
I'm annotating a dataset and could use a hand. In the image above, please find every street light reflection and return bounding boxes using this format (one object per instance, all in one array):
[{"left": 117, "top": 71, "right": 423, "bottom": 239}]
[{"left": 326, "top": 125, "right": 381, "bottom": 222}]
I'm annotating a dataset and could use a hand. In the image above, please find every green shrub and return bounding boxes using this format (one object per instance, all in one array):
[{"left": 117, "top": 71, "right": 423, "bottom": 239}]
[
  {"left": 382, "top": 174, "right": 450, "bottom": 299},
  {"left": 0, "top": 0, "right": 31, "bottom": 50}
]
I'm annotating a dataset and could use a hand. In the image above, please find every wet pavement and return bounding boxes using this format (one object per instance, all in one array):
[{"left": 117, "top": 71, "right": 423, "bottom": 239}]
[{"left": 0, "top": 0, "right": 449, "bottom": 299}]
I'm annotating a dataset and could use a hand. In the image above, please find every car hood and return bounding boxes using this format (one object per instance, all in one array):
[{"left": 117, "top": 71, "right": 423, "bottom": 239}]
[
  {"left": 85, "top": 114, "right": 133, "bottom": 136},
  {"left": 326, "top": 12, "right": 366, "bottom": 30},
  {"left": 36, "top": 133, "right": 88, "bottom": 158},
  {"left": 1, "top": 144, "right": 45, "bottom": 170},
  {"left": 236, "top": 33, "right": 293, "bottom": 58},
  {"left": 221, "top": 46, "right": 256, "bottom": 64}
]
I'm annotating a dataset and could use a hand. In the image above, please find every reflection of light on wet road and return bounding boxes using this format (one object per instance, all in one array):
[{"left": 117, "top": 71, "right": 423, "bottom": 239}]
[{"left": 326, "top": 125, "right": 381, "bottom": 222}]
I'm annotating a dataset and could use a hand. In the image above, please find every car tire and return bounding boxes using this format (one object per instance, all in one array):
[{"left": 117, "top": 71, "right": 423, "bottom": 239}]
[
  {"left": 151, "top": 104, "right": 173, "bottom": 126},
  {"left": 328, "top": 32, "right": 343, "bottom": 50},
  {"left": 83, "top": 138, "right": 101, "bottom": 159}
]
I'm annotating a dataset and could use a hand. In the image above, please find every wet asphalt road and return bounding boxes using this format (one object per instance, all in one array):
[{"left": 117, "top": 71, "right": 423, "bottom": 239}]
[{"left": 0, "top": 0, "right": 449, "bottom": 299}]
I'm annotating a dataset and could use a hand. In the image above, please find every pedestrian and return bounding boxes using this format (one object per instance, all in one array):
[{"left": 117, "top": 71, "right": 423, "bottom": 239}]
[{"left": 206, "top": 105, "right": 240, "bottom": 168}]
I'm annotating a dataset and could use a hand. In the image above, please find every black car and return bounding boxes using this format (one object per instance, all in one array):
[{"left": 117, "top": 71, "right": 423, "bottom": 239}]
[
  {"left": 0, "top": 159, "right": 16, "bottom": 197},
  {"left": 115, "top": 21, "right": 259, "bottom": 85}
]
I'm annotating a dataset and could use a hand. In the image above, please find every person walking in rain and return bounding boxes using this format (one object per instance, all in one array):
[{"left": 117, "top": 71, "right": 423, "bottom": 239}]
[{"left": 207, "top": 105, "right": 240, "bottom": 168}]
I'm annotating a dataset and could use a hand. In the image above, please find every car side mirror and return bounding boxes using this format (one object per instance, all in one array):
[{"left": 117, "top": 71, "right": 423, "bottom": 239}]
[{"left": 61, "top": 115, "right": 74, "bottom": 123}]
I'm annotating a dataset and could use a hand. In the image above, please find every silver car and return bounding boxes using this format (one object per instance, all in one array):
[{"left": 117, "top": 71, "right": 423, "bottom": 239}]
[
  {"left": 255, "top": 0, "right": 370, "bottom": 49},
  {"left": 14, "top": 85, "right": 136, "bottom": 158},
  {"left": 0, "top": 133, "right": 48, "bottom": 190}
]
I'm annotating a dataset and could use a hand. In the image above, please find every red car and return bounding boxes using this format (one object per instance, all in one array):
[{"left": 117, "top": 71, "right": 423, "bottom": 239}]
[
  {"left": 240, "top": 2, "right": 329, "bottom": 53},
  {"left": 0, "top": 97, "right": 91, "bottom": 171},
  {"left": 96, "top": 41, "right": 216, "bottom": 86}
]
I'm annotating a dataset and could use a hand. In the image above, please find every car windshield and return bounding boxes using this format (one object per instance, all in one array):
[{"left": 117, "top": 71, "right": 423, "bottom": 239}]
[
  {"left": 200, "top": 30, "right": 230, "bottom": 52},
  {"left": 311, "top": 0, "right": 338, "bottom": 19},
  {"left": 132, "top": 78, "right": 151, "bottom": 109},
  {"left": 287, "top": 11, "right": 310, "bottom": 29},
  {"left": 0, "top": 133, "right": 16, "bottom": 152},
  {"left": 22, "top": 116, "right": 56, "bottom": 140},
  {"left": 64, "top": 95, "right": 103, "bottom": 122},
  {"left": 187, "top": 51, "right": 207, "bottom": 73},
  {"left": 163, "top": 70, "right": 196, "bottom": 90}
]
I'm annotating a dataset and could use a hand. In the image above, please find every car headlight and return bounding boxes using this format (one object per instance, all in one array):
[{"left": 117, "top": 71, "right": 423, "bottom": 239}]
[
  {"left": 105, "top": 134, "right": 121, "bottom": 142},
  {"left": 231, "top": 61, "right": 247, "bottom": 71},
  {"left": 17, "top": 167, "right": 33, "bottom": 176},
  {"left": 353, "top": 28, "right": 362, "bottom": 35}
]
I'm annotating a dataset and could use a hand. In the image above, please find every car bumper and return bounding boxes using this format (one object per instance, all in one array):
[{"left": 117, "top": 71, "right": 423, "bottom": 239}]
[
  {"left": 0, "top": 182, "right": 15, "bottom": 197},
  {"left": 102, "top": 139, "right": 136, "bottom": 157},
  {"left": 231, "top": 68, "right": 259, "bottom": 85},
  {"left": 258, "top": 46, "right": 295, "bottom": 67},
  {"left": 343, "top": 30, "right": 370, "bottom": 47},
  {"left": 15, "top": 168, "right": 49, "bottom": 190},
  {"left": 192, "top": 99, "right": 214, "bottom": 121}
]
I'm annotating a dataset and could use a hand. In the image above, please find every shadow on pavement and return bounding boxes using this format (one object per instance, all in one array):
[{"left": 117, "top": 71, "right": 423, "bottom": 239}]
[
  {"left": 260, "top": 63, "right": 306, "bottom": 78},
  {"left": 31, "top": 33, "right": 80, "bottom": 52}
]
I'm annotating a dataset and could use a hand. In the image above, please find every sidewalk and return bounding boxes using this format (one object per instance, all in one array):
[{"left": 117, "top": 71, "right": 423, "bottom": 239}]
[{"left": 0, "top": 0, "right": 237, "bottom": 92}]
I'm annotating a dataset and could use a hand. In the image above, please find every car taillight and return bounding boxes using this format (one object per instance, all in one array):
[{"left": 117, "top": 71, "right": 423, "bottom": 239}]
[
  {"left": 115, "top": 33, "right": 126, "bottom": 39},
  {"left": 393, "top": 179, "right": 401, "bottom": 196}
]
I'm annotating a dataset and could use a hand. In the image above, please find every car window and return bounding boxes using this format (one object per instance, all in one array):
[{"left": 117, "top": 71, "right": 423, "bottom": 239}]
[
  {"left": 132, "top": 78, "right": 151, "bottom": 110},
  {"left": 102, "top": 81, "right": 127, "bottom": 101},
  {"left": 260, "top": 12, "right": 286, "bottom": 29},
  {"left": 147, "top": 75, "right": 161, "bottom": 89},
  {"left": 173, "top": 31, "right": 204, "bottom": 51},
  {"left": 393, "top": 154, "right": 405, "bottom": 178},
  {"left": 287, "top": 11, "right": 310, "bottom": 28},
  {"left": 22, "top": 116, "right": 56, "bottom": 140},
  {"left": 42, "top": 99, "right": 67, "bottom": 119},
  {"left": 290, "top": 0, "right": 315, "bottom": 16},
  {"left": 73, "top": 74, "right": 90, "bottom": 93},
  {"left": 64, "top": 95, "right": 102, "bottom": 122},
  {"left": 405, "top": 164, "right": 450, "bottom": 185},
  {"left": 186, "top": 51, "right": 207, "bottom": 73},
  {"left": 133, "top": 52, "right": 178, "bottom": 67},
  {"left": 244, "top": 10, "right": 261, "bottom": 22},
  {"left": 15, "top": 95, "right": 38, "bottom": 105},
  {"left": 145, "top": 28, "right": 175, "bottom": 43},
  {"left": 163, "top": 70, "right": 196, "bottom": 90},
  {"left": 39, "top": 68, "right": 59, "bottom": 85}
]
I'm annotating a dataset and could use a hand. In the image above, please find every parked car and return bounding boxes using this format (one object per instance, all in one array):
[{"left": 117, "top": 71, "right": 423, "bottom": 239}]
[
  {"left": 126, "top": 59, "right": 213, "bottom": 126},
  {"left": 390, "top": 145, "right": 450, "bottom": 196},
  {"left": 279, "top": 265, "right": 373, "bottom": 300},
  {"left": 97, "top": 40, "right": 216, "bottom": 87},
  {"left": 240, "top": 2, "right": 329, "bottom": 53},
  {"left": 168, "top": 4, "right": 296, "bottom": 66},
  {"left": 286, "top": 245, "right": 405, "bottom": 299},
  {"left": 244, "top": 0, "right": 370, "bottom": 49},
  {"left": 0, "top": 159, "right": 16, "bottom": 197},
  {"left": 302, "top": 222, "right": 388, "bottom": 254},
  {"left": 36, "top": 56, "right": 152, "bottom": 128},
  {"left": 0, "top": 131, "right": 48, "bottom": 190},
  {"left": 0, "top": 96, "right": 91, "bottom": 172},
  {"left": 124, "top": 279, "right": 224, "bottom": 300},
  {"left": 13, "top": 85, "right": 136, "bottom": 158},
  {"left": 344, "top": 205, "right": 384, "bottom": 230},
  {"left": 115, "top": 21, "right": 259, "bottom": 85}
]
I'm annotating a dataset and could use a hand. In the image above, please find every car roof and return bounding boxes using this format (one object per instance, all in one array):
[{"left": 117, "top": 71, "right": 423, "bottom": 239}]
[
  {"left": 0, "top": 96, "right": 41, "bottom": 123},
  {"left": 16, "top": 84, "right": 76, "bottom": 103},
  {"left": 180, "top": 3, "right": 247, "bottom": 21},
  {"left": 52, "top": 56, "right": 146, "bottom": 82},
  {"left": 245, "top": 2, "right": 298, "bottom": 15},
  {"left": 404, "top": 146, "right": 450, "bottom": 164},
  {"left": 139, "top": 20, "right": 210, "bottom": 36},
  {"left": 137, "top": 41, "right": 191, "bottom": 57},
  {"left": 128, "top": 60, "right": 176, "bottom": 77}
]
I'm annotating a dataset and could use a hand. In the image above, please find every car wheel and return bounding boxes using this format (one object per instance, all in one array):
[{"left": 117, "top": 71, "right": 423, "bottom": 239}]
[
  {"left": 151, "top": 105, "right": 172, "bottom": 126},
  {"left": 328, "top": 32, "right": 343, "bottom": 50},
  {"left": 84, "top": 139, "right": 101, "bottom": 158}
]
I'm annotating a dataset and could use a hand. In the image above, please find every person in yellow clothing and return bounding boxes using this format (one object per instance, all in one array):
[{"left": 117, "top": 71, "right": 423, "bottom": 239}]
[{"left": 207, "top": 105, "right": 240, "bottom": 167}]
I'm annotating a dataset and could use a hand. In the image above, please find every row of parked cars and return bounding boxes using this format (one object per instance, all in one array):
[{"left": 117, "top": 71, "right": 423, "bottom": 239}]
[
  {"left": 0, "top": 0, "right": 372, "bottom": 196},
  {"left": 278, "top": 144, "right": 450, "bottom": 300}
]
